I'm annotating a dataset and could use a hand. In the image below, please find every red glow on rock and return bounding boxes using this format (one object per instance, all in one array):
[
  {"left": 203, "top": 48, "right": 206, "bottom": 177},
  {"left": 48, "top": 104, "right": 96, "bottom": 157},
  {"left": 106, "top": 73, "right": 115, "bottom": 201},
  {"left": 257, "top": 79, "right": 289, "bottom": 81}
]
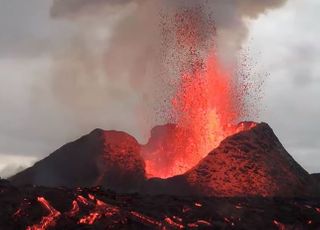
[
  {"left": 130, "top": 211, "right": 162, "bottom": 227},
  {"left": 224, "top": 217, "right": 231, "bottom": 223},
  {"left": 77, "top": 195, "right": 89, "bottom": 206},
  {"left": 66, "top": 200, "right": 79, "bottom": 217},
  {"left": 194, "top": 202, "right": 202, "bottom": 207},
  {"left": 88, "top": 194, "right": 95, "bottom": 200},
  {"left": 12, "top": 208, "right": 23, "bottom": 218},
  {"left": 273, "top": 220, "right": 286, "bottom": 230},
  {"left": 164, "top": 217, "right": 184, "bottom": 229},
  {"left": 182, "top": 206, "right": 191, "bottom": 213},
  {"left": 80, "top": 212, "right": 94, "bottom": 224},
  {"left": 79, "top": 212, "right": 100, "bottom": 225},
  {"left": 196, "top": 220, "right": 212, "bottom": 226},
  {"left": 78, "top": 194, "right": 120, "bottom": 225},
  {"left": 26, "top": 197, "right": 61, "bottom": 230},
  {"left": 188, "top": 219, "right": 212, "bottom": 228}
]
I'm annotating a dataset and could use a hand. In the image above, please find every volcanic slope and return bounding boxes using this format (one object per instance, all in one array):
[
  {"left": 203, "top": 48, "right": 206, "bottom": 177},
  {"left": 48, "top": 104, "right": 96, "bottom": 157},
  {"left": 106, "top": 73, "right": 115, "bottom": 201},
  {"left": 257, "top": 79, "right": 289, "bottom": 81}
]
[
  {"left": 183, "top": 123, "right": 317, "bottom": 197},
  {"left": 9, "top": 129, "right": 146, "bottom": 192}
]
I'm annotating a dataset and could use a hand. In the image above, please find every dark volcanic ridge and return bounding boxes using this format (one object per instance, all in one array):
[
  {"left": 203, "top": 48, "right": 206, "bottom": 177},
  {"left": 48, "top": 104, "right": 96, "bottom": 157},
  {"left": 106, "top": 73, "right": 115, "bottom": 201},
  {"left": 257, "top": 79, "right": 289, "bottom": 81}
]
[
  {"left": 10, "top": 129, "right": 146, "bottom": 193},
  {"left": 9, "top": 122, "right": 320, "bottom": 197}
]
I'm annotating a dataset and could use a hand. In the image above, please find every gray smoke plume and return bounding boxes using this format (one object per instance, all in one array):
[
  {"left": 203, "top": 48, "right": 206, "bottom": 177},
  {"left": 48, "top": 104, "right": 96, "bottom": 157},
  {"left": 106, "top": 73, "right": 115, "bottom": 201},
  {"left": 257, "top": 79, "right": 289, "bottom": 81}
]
[{"left": 47, "top": 0, "right": 288, "bottom": 141}]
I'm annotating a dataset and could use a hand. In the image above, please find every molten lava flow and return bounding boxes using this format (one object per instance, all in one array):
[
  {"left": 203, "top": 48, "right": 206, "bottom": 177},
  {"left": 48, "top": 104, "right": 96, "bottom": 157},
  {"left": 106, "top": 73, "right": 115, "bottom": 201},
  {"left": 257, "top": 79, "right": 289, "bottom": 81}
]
[
  {"left": 79, "top": 212, "right": 100, "bottom": 225},
  {"left": 78, "top": 194, "right": 120, "bottom": 225},
  {"left": 164, "top": 217, "right": 184, "bottom": 229},
  {"left": 26, "top": 197, "right": 61, "bottom": 230},
  {"left": 77, "top": 195, "right": 89, "bottom": 205},
  {"left": 66, "top": 200, "right": 80, "bottom": 217},
  {"left": 144, "top": 54, "right": 255, "bottom": 178},
  {"left": 196, "top": 220, "right": 212, "bottom": 226},
  {"left": 130, "top": 211, "right": 162, "bottom": 227}
]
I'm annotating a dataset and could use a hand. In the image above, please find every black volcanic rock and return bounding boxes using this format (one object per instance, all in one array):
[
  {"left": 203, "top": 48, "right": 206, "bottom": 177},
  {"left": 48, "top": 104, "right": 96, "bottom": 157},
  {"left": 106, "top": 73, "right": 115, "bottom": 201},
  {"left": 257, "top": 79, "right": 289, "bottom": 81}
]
[
  {"left": 312, "top": 173, "right": 320, "bottom": 183},
  {"left": 312, "top": 173, "right": 320, "bottom": 192},
  {"left": 9, "top": 129, "right": 145, "bottom": 192},
  {"left": 183, "top": 123, "right": 317, "bottom": 197}
]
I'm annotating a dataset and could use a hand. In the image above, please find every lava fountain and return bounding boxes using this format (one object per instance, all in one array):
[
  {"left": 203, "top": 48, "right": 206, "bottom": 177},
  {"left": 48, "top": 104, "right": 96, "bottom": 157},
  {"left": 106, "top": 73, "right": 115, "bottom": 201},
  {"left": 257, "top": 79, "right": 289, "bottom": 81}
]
[
  {"left": 141, "top": 7, "right": 256, "bottom": 179},
  {"left": 143, "top": 52, "right": 255, "bottom": 179}
]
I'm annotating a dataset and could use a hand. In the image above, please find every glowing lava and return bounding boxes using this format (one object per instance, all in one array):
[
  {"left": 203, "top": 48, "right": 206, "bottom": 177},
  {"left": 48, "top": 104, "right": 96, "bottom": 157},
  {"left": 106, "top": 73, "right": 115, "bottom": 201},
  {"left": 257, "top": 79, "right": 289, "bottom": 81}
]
[
  {"left": 143, "top": 54, "right": 253, "bottom": 178},
  {"left": 26, "top": 197, "right": 61, "bottom": 230},
  {"left": 77, "top": 194, "right": 120, "bottom": 225}
]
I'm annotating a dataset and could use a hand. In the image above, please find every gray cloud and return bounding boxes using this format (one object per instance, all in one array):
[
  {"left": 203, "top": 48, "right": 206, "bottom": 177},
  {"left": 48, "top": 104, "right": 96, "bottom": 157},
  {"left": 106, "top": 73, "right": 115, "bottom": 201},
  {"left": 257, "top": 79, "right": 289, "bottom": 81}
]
[
  {"left": 247, "top": 0, "right": 320, "bottom": 173},
  {"left": 50, "top": 0, "right": 136, "bottom": 18},
  {"left": 48, "top": 0, "right": 288, "bottom": 63},
  {"left": 0, "top": 164, "right": 26, "bottom": 179}
]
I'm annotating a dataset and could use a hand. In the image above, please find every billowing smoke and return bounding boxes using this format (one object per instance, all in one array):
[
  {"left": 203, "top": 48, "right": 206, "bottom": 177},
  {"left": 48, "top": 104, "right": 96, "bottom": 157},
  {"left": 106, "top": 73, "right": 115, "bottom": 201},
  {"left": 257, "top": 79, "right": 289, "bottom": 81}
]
[
  {"left": 50, "top": 0, "right": 288, "bottom": 62},
  {"left": 47, "top": 0, "right": 288, "bottom": 141}
]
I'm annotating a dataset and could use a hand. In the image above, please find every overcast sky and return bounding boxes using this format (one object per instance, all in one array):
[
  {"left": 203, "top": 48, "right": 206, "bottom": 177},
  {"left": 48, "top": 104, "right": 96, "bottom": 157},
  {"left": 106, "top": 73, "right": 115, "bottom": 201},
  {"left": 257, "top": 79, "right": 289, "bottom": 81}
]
[
  {"left": 247, "top": 0, "right": 320, "bottom": 173},
  {"left": 0, "top": 0, "right": 319, "bottom": 177}
]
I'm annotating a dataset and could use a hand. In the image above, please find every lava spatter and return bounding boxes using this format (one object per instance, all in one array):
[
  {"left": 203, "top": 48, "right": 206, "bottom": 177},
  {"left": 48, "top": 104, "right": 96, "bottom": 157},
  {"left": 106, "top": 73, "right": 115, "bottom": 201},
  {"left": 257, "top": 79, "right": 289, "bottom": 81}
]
[{"left": 142, "top": 55, "right": 256, "bottom": 179}]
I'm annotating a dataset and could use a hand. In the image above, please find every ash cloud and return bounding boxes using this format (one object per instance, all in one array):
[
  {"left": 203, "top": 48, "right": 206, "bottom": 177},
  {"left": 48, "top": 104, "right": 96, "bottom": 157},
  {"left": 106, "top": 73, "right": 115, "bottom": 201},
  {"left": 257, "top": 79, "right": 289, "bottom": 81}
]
[
  {"left": 50, "top": 0, "right": 136, "bottom": 18},
  {"left": 49, "top": 0, "right": 288, "bottom": 63},
  {"left": 47, "top": 0, "right": 288, "bottom": 138}
]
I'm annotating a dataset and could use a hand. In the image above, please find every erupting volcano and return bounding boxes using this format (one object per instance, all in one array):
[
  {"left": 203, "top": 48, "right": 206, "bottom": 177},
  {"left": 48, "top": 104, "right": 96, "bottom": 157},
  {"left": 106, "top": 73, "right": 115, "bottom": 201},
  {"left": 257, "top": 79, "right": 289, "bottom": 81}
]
[
  {"left": 1, "top": 1, "right": 320, "bottom": 230},
  {"left": 141, "top": 8, "right": 255, "bottom": 179},
  {"left": 8, "top": 0, "right": 320, "bottom": 201},
  {"left": 4, "top": 122, "right": 320, "bottom": 229}
]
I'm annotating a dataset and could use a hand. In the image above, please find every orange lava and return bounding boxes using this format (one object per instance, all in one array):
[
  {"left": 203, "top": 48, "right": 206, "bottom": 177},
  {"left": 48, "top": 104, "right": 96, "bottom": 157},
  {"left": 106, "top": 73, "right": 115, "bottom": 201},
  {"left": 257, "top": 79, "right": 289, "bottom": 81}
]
[
  {"left": 273, "top": 220, "right": 286, "bottom": 230},
  {"left": 79, "top": 212, "right": 100, "bottom": 225},
  {"left": 78, "top": 194, "right": 119, "bottom": 225},
  {"left": 164, "top": 217, "right": 184, "bottom": 229},
  {"left": 130, "top": 211, "right": 162, "bottom": 227},
  {"left": 26, "top": 197, "right": 61, "bottom": 230},
  {"left": 144, "top": 55, "right": 253, "bottom": 178},
  {"left": 194, "top": 202, "right": 202, "bottom": 207},
  {"left": 66, "top": 200, "right": 80, "bottom": 217},
  {"left": 77, "top": 195, "right": 89, "bottom": 205}
]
